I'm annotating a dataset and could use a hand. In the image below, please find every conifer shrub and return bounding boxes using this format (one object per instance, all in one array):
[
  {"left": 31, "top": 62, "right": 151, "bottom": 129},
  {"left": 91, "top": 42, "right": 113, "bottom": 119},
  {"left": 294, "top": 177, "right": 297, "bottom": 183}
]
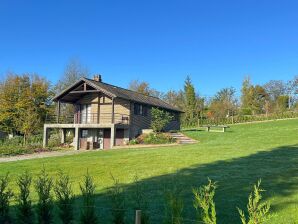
[
  {"left": 35, "top": 167, "right": 53, "bottom": 224},
  {"left": 54, "top": 171, "right": 74, "bottom": 224},
  {"left": 109, "top": 174, "right": 125, "bottom": 224},
  {"left": 0, "top": 173, "right": 13, "bottom": 224},
  {"left": 237, "top": 180, "right": 271, "bottom": 224},
  {"left": 193, "top": 179, "right": 217, "bottom": 224},
  {"left": 79, "top": 170, "right": 98, "bottom": 224},
  {"left": 16, "top": 171, "right": 34, "bottom": 224},
  {"left": 163, "top": 182, "right": 184, "bottom": 224}
]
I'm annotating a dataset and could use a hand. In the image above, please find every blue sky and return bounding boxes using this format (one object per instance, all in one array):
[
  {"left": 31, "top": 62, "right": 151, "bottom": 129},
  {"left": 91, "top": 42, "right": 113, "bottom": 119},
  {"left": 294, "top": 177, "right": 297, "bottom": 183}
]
[{"left": 0, "top": 0, "right": 298, "bottom": 96}]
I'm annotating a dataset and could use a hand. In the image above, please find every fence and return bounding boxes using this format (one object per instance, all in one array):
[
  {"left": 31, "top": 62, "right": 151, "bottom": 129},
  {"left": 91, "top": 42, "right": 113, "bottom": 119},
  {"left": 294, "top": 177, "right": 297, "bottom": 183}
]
[{"left": 193, "top": 111, "right": 298, "bottom": 126}]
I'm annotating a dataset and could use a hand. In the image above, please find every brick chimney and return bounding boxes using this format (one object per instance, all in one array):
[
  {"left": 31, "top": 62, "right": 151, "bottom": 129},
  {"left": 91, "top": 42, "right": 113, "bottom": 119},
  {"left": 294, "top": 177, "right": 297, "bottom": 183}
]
[{"left": 93, "top": 74, "right": 102, "bottom": 82}]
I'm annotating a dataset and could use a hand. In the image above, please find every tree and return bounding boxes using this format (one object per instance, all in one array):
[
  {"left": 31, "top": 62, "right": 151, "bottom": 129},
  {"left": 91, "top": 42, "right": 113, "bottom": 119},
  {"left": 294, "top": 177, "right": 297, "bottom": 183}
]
[
  {"left": 209, "top": 87, "right": 237, "bottom": 121},
  {"left": 151, "top": 108, "right": 173, "bottom": 132},
  {"left": 54, "top": 59, "right": 90, "bottom": 121},
  {"left": 184, "top": 76, "right": 197, "bottom": 126},
  {"left": 263, "top": 80, "right": 286, "bottom": 101},
  {"left": 128, "top": 80, "right": 162, "bottom": 98},
  {"left": 241, "top": 77, "right": 269, "bottom": 115},
  {"left": 0, "top": 73, "right": 52, "bottom": 141},
  {"left": 54, "top": 59, "right": 89, "bottom": 94}
]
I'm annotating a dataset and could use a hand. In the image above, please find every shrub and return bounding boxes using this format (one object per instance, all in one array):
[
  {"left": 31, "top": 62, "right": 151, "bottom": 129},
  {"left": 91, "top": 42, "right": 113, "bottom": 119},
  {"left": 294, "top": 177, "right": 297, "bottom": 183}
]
[
  {"left": 54, "top": 171, "right": 74, "bottom": 224},
  {"left": 80, "top": 170, "right": 98, "bottom": 224},
  {"left": 140, "top": 133, "right": 175, "bottom": 145},
  {"left": 131, "top": 175, "right": 150, "bottom": 224},
  {"left": 237, "top": 180, "right": 271, "bottom": 224},
  {"left": 151, "top": 108, "right": 173, "bottom": 132},
  {"left": 16, "top": 171, "right": 34, "bottom": 224},
  {"left": 0, "top": 173, "right": 13, "bottom": 224},
  {"left": 163, "top": 182, "right": 184, "bottom": 224},
  {"left": 109, "top": 175, "right": 125, "bottom": 224},
  {"left": 193, "top": 179, "right": 217, "bottom": 224},
  {"left": 35, "top": 167, "right": 53, "bottom": 224}
]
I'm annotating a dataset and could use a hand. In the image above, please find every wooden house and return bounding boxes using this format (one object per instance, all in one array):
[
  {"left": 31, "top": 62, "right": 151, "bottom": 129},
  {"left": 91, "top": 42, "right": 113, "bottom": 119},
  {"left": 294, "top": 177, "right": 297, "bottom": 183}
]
[{"left": 43, "top": 75, "right": 183, "bottom": 150}]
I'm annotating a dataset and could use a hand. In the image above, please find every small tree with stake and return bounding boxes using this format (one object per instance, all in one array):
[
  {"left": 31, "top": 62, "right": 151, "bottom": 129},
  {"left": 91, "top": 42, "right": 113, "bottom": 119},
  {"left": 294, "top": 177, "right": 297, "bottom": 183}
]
[{"left": 151, "top": 107, "right": 173, "bottom": 133}]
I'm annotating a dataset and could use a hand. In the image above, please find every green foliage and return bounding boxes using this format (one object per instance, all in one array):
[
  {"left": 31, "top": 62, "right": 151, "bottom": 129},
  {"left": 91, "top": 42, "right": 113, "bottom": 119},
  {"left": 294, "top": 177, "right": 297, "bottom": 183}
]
[
  {"left": 35, "top": 167, "right": 53, "bottom": 224},
  {"left": 131, "top": 175, "right": 150, "bottom": 224},
  {"left": 80, "top": 170, "right": 98, "bottom": 224},
  {"left": 109, "top": 174, "right": 125, "bottom": 224},
  {"left": 142, "top": 133, "right": 175, "bottom": 144},
  {"left": 151, "top": 107, "right": 173, "bottom": 132},
  {"left": 163, "top": 181, "right": 184, "bottom": 224},
  {"left": 16, "top": 171, "right": 34, "bottom": 224},
  {"left": 0, "top": 173, "right": 13, "bottom": 224},
  {"left": 237, "top": 180, "right": 270, "bottom": 224},
  {"left": 0, "top": 74, "right": 52, "bottom": 141},
  {"left": 193, "top": 179, "right": 217, "bottom": 224},
  {"left": 184, "top": 76, "right": 198, "bottom": 126},
  {"left": 54, "top": 171, "right": 74, "bottom": 224}
]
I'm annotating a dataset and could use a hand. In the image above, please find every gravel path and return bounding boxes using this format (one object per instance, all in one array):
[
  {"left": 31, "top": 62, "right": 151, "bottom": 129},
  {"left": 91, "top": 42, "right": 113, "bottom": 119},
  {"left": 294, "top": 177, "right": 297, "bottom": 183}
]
[{"left": 0, "top": 150, "right": 90, "bottom": 163}]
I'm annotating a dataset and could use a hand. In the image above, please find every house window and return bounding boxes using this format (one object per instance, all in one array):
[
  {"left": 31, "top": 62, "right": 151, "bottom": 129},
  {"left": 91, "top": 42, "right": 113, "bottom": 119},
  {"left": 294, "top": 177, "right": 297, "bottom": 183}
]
[{"left": 134, "top": 103, "right": 147, "bottom": 116}]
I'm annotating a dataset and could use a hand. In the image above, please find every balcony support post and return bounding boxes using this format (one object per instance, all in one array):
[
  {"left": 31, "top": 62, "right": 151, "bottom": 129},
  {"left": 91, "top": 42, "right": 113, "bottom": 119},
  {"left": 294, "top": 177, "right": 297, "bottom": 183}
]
[
  {"left": 111, "top": 97, "right": 115, "bottom": 124},
  {"left": 57, "top": 100, "right": 61, "bottom": 123},
  {"left": 110, "top": 124, "right": 115, "bottom": 148},
  {"left": 43, "top": 126, "right": 49, "bottom": 148},
  {"left": 74, "top": 127, "right": 80, "bottom": 150}
]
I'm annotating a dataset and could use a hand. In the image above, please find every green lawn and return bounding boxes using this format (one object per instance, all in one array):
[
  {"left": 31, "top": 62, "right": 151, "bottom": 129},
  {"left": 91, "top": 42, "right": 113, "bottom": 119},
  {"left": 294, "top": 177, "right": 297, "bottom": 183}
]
[{"left": 1, "top": 119, "right": 298, "bottom": 223}]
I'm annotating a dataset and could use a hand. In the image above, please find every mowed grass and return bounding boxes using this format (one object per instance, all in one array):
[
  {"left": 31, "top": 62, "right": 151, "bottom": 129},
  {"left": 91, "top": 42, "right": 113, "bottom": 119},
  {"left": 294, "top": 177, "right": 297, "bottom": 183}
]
[{"left": 1, "top": 119, "right": 298, "bottom": 223}]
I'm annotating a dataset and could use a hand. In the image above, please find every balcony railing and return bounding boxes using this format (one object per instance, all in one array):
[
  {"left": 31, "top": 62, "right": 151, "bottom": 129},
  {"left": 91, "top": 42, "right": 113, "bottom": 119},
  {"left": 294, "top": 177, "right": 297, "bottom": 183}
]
[{"left": 45, "top": 113, "right": 130, "bottom": 125}]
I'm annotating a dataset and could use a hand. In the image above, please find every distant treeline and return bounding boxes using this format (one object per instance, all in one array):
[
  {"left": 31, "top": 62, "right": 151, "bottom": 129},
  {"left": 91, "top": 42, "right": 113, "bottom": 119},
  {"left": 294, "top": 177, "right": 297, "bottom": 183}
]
[{"left": 1, "top": 59, "right": 297, "bottom": 139}]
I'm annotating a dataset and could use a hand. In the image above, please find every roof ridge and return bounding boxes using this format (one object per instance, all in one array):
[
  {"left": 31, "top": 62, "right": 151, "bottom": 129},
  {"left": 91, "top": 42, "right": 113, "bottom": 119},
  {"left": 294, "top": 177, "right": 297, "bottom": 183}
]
[{"left": 85, "top": 77, "right": 162, "bottom": 99}]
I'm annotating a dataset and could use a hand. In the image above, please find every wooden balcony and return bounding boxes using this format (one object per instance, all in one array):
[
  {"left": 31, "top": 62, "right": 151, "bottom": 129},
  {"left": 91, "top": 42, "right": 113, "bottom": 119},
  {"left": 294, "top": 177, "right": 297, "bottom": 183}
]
[{"left": 45, "top": 113, "right": 130, "bottom": 125}]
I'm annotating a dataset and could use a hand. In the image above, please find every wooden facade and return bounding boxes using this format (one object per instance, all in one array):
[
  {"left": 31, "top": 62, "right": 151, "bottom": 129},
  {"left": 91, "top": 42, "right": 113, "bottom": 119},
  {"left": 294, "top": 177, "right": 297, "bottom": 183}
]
[{"left": 43, "top": 76, "right": 182, "bottom": 150}]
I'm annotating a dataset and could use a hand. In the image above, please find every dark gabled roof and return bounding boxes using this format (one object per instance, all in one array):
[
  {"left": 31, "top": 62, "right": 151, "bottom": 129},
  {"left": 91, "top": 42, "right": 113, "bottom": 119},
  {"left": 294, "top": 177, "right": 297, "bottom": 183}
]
[{"left": 53, "top": 77, "right": 183, "bottom": 113}]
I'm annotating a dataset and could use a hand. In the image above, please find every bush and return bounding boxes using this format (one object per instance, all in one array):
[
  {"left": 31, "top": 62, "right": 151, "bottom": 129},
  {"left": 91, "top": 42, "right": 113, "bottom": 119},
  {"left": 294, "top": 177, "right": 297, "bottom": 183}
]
[
  {"left": 193, "top": 179, "right": 217, "bottom": 224},
  {"left": 237, "top": 180, "right": 270, "bottom": 224},
  {"left": 0, "top": 173, "right": 13, "bottom": 224},
  {"left": 163, "top": 180, "right": 184, "bottom": 224},
  {"left": 151, "top": 108, "right": 173, "bottom": 132},
  {"left": 54, "top": 171, "right": 74, "bottom": 224},
  {"left": 141, "top": 133, "right": 175, "bottom": 145},
  {"left": 109, "top": 175, "right": 125, "bottom": 224},
  {"left": 131, "top": 175, "right": 149, "bottom": 224},
  {"left": 35, "top": 167, "right": 53, "bottom": 224},
  {"left": 80, "top": 170, "right": 98, "bottom": 224},
  {"left": 16, "top": 171, "right": 34, "bottom": 224}
]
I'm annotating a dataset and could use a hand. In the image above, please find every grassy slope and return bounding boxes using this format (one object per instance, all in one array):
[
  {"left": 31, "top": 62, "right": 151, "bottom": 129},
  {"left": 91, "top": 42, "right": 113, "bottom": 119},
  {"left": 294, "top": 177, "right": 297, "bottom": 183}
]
[{"left": 1, "top": 119, "right": 298, "bottom": 223}]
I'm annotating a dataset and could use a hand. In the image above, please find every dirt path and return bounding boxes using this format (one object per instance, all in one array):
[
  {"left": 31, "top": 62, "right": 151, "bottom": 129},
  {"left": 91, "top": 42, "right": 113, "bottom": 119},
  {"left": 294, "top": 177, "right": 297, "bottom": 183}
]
[{"left": 0, "top": 150, "right": 90, "bottom": 163}]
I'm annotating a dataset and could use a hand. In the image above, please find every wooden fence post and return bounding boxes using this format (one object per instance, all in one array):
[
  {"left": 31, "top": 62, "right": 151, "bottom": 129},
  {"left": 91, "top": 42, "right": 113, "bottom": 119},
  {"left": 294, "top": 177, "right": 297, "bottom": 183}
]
[{"left": 135, "top": 210, "right": 142, "bottom": 224}]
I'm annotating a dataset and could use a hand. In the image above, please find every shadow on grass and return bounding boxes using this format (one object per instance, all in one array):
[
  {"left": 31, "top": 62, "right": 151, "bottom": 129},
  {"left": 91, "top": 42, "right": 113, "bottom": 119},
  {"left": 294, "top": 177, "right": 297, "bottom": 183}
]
[
  {"left": 8, "top": 144, "right": 298, "bottom": 224},
  {"left": 95, "top": 144, "right": 298, "bottom": 223}
]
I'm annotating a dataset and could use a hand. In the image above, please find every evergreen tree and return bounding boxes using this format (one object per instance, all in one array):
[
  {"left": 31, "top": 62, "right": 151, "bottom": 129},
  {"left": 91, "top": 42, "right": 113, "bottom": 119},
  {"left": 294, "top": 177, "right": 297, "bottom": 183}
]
[
  {"left": 16, "top": 171, "right": 34, "bottom": 224},
  {"left": 184, "top": 76, "right": 197, "bottom": 126}
]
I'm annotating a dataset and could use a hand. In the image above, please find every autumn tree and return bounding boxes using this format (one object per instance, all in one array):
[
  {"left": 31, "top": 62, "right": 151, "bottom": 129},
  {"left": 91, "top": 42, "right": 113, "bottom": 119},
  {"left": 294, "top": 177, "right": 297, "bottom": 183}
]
[{"left": 0, "top": 73, "right": 51, "bottom": 141}]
